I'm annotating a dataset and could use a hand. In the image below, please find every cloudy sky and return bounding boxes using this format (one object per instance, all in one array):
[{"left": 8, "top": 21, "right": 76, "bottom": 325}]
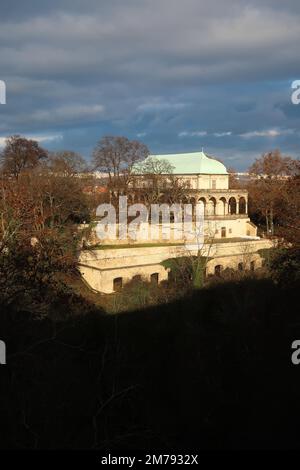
[{"left": 0, "top": 0, "right": 300, "bottom": 169}]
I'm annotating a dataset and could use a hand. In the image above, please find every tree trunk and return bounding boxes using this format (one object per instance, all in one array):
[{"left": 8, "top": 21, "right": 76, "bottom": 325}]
[
  {"left": 192, "top": 253, "right": 206, "bottom": 289},
  {"left": 270, "top": 206, "right": 274, "bottom": 235},
  {"left": 266, "top": 210, "right": 269, "bottom": 235}
]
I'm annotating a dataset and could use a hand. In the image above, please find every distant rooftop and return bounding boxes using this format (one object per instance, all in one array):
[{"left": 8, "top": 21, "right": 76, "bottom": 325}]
[{"left": 143, "top": 151, "right": 228, "bottom": 175}]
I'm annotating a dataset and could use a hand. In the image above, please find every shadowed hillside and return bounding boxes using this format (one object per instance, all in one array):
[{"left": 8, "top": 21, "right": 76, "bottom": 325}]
[{"left": 1, "top": 277, "right": 300, "bottom": 450}]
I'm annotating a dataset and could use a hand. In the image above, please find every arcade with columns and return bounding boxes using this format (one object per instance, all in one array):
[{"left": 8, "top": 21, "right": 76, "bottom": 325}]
[{"left": 127, "top": 151, "right": 254, "bottom": 239}]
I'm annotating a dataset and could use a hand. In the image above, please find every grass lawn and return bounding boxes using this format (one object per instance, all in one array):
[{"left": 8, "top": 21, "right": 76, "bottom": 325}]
[
  {"left": 87, "top": 237, "right": 252, "bottom": 250},
  {"left": 91, "top": 242, "right": 186, "bottom": 250}
]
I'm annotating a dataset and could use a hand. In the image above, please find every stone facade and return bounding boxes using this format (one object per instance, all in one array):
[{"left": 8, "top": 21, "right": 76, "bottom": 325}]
[{"left": 79, "top": 239, "right": 273, "bottom": 294}]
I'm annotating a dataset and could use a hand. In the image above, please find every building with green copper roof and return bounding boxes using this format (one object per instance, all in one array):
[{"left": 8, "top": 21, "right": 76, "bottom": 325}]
[{"left": 145, "top": 151, "right": 228, "bottom": 175}]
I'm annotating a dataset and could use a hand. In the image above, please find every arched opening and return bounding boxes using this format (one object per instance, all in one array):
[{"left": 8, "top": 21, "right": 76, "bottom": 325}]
[
  {"left": 250, "top": 261, "right": 255, "bottom": 271},
  {"left": 214, "top": 265, "right": 223, "bottom": 276},
  {"left": 113, "top": 277, "right": 123, "bottom": 291},
  {"left": 190, "top": 197, "right": 196, "bottom": 217},
  {"left": 238, "top": 262, "right": 244, "bottom": 271},
  {"left": 132, "top": 274, "right": 142, "bottom": 283},
  {"left": 219, "top": 197, "right": 227, "bottom": 216},
  {"left": 197, "top": 197, "right": 206, "bottom": 216},
  {"left": 150, "top": 273, "right": 159, "bottom": 284},
  {"left": 190, "top": 197, "right": 196, "bottom": 205},
  {"left": 207, "top": 197, "right": 217, "bottom": 216},
  {"left": 181, "top": 197, "right": 190, "bottom": 217},
  {"left": 228, "top": 197, "right": 237, "bottom": 214},
  {"left": 239, "top": 197, "right": 246, "bottom": 214}
]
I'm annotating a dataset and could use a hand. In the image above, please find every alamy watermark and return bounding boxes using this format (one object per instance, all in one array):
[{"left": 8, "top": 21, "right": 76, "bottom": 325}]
[
  {"left": 95, "top": 196, "right": 205, "bottom": 251},
  {"left": 0, "top": 80, "right": 6, "bottom": 104},
  {"left": 0, "top": 340, "right": 6, "bottom": 365},
  {"left": 291, "top": 80, "right": 300, "bottom": 105},
  {"left": 291, "top": 340, "right": 300, "bottom": 365}
]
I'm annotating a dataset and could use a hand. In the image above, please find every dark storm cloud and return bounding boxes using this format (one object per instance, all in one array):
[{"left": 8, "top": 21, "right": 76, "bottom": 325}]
[{"left": 0, "top": 0, "right": 300, "bottom": 169}]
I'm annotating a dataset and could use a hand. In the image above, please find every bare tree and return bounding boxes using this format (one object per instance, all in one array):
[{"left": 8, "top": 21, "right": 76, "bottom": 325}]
[
  {"left": 48, "top": 150, "right": 87, "bottom": 177},
  {"left": 0, "top": 135, "right": 48, "bottom": 179},
  {"left": 247, "top": 150, "right": 299, "bottom": 236},
  {"left": 163, "top": 220, "right": 216, "bottom": 289},
  {"left": 92, "top": 136, "right": 149, "bottom": 196},
  {"left": 275, "top": 174, "right": 300, "bottom": 246},
  {"left": 133, "top": 157, "right": 190, "bottom": 206},
  {"left": 249, "top": 150, "right": 298, "bottom": 178},
  {"left": 0, "top": 164, "right": 94, "bottom": 313},
  {"left": 227, "top": 166, "right": 240, "bottom": 189}
]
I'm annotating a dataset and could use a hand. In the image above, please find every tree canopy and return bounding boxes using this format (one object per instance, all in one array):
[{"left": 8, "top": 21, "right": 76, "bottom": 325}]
[{"left": 0, "top": 135, "right": 48, "bottom": 179}]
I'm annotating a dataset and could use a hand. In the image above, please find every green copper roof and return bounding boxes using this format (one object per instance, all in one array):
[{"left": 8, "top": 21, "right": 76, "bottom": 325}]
[{"left": 145, "top": 151, "right": 228, "bottom": 175}]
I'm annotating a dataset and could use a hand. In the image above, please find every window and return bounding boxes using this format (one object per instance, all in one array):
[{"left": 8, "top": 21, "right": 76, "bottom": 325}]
[
  {"left": 221, "top": 227, "right": 226, "bottom": 238},
  {"left": 212, "top": 179, "right": 216, "bottom": 189},
  {"left": 113, "top": 277, "right": 123, "bottom": 291},
  {"left": 150, "top": 273, "right": 159, "bottom": 284},
  {"left": 238, "top": 262, "right": 244, "bottom": 271},
  {"left": 229, "top": 228, "right": 232, "bottom": 234},
  {"left": 132, "top": 275, "right": 142, "bottom": 283}
]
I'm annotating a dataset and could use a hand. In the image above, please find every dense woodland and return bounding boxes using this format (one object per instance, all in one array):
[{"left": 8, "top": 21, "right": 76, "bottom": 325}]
[{"left": 0, "top": 135, "right": 299, "bottom": 449}]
